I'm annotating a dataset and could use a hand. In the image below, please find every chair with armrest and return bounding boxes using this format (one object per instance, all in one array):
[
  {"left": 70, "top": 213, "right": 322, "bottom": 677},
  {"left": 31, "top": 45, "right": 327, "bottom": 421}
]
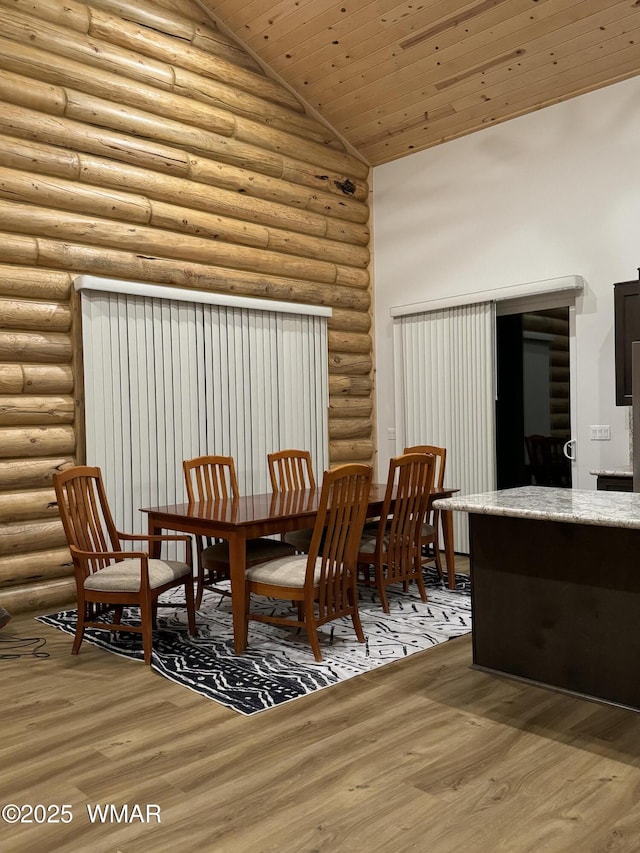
[
  {"left": 404, "top": 444, "right": 447, "bottom": 578},
  {"left": 183, "top": 455, "right": 296, "bottom": 608},
  {"left": 245, "top": 463, "right": 372, "bottom": 661},
  {"left": 357, "top": 452, "right": 436, "bottom": 613},
  {"left": 267, "top": 449, "right": 316, "bottom": 554},
  {"left": 53, "top": 465, "right": 196, "bottom": 665}
]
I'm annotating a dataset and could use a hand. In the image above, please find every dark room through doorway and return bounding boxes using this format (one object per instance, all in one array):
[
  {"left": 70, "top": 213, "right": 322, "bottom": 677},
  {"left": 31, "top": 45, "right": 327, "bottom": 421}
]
[{"left": 496, "top": 306, "right": 572, "bottom": 490}]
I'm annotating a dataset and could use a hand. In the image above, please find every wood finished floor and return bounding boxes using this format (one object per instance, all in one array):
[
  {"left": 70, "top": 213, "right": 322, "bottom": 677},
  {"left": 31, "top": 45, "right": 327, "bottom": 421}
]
[{"left": 3, "top": 558, "right": 640, "bottom": 853}]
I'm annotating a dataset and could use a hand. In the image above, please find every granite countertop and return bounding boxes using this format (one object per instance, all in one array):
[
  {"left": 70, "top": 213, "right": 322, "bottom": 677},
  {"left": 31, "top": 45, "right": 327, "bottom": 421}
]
[
  {"left": 433, "top": 485, "right": 640, "bottom": 529},
  {"left": 590, "top": 466, "right": 632, "bottom": 477}
]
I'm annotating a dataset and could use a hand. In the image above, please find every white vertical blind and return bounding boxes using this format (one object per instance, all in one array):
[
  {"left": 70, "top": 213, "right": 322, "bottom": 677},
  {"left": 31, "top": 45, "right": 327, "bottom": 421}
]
[
  {"left": 79, "top": 282, "right": 329, "bottom": 557},
  {"left": 396, "top": 302, "right": 496, "bottom": 553}
]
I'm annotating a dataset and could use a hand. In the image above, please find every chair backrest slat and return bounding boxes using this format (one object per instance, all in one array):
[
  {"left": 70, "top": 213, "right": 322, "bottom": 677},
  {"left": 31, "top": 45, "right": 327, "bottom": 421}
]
[
  {"left": 183, "top": 455, "right": 240, "bottom": 502},
  {"left": 268, "top": 449, "right": 315, "bottom": 492},
  {"left": 53, "top": 465, "right": 121, "bottom": 576},
  {"left": 378, "top": 453, "right": 436, "bottom": 583},
  {"left": 305, "top": 463, "right": 372, "bottom": 617},
  {"left": 404, "top": 444, "right": 446, "bottom": 489}
]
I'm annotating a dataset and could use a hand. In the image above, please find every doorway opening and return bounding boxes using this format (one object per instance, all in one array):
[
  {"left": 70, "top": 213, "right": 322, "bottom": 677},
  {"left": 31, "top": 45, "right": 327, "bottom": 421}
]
[{"left": 496, "top": 306, "right": 571, "bottom": 489}]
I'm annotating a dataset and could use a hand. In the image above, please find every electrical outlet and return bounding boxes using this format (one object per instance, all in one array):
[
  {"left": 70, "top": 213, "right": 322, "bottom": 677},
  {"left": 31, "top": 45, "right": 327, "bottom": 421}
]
[{"left": 590, "top": 425, "right": 611, "bottom": 440}]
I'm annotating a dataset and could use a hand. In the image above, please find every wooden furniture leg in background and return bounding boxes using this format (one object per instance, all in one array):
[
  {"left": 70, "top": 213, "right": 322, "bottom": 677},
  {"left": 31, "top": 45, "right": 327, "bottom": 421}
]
[{"left": 441, "top": 509, "right": 456, "bottom": 589}]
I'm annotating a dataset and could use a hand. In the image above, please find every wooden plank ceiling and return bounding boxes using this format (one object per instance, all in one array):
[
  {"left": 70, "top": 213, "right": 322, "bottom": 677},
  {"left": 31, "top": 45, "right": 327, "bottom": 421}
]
[{"left": 201, "top": 0, "right": 640, "bottom": 166}]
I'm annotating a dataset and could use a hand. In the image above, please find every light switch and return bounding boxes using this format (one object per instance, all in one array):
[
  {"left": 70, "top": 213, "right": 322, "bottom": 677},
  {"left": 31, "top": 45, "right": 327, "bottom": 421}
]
[{"left": 589, "top": 425, "right": 611, "bottom": 440}]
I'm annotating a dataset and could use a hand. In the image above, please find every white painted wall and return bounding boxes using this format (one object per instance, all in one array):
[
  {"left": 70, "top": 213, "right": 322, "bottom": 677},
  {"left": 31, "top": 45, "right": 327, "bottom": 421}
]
[{"left": 373, "top": 75, "right": 640, "bottom": 489}]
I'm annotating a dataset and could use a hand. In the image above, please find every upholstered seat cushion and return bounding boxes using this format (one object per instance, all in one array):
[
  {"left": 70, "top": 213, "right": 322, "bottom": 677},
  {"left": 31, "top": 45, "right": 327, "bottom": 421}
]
[
  {"left": 358, "top": 529, "right": 424, "bottom": 557},
  {"left": 245, "top": 554, "right": 322, "bottom": 588},
  {"left": 362, "top": 519, "right": 435, "bottom": 540},
  {"left": 358, "top": 530, "right": 383, "bottom": 555},
  {"left": 84, "top": 559, "right": 191, "bottom": 592},
  {"left": 202, "top": 537, "right": 295, "bottom": 567},
  {"left": 283, "top": 527, "right": 314, "bottom": 553}
]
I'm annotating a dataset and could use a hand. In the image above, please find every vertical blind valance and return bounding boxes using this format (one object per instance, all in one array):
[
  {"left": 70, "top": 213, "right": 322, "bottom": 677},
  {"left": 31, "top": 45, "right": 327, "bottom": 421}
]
[{"left": 77, "top": 278, "right": 330, "bottom": 555}]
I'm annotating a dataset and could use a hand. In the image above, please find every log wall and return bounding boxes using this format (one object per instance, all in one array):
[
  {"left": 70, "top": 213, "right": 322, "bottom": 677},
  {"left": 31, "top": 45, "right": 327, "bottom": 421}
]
[{"left": 0, "top": 0, "right": 373, "bottom": 612}]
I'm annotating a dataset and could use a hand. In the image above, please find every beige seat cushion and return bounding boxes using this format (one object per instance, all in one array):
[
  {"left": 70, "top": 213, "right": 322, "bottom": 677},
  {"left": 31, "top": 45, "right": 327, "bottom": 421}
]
[
  {"left": 358, "top": 530, "right": 425, "bottom": 558},
  {"left": 84, "top": 559, "right": 191, "bottom": 592},
  {"left": 358, "top": 530, "right": 382, "bottom": 555},
  {"left": 245, "top": 554, "right": 322, "bottom": 588},
  {"left": 360, "top": 520, "right": 435, "bottom": 554},
  {"left": 202, "top": 537, "right": 295, "bottom": 567},
  {"left": 283, "top": 527, "right": 314, "bottom": 552}
]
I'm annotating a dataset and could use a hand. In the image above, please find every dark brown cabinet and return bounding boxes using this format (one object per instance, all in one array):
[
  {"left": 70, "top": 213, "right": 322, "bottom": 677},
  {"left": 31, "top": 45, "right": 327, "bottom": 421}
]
[
  {"left": 596, "top": 474, "right": 633, "bottom": 492},
  {"left": 614, "top": 278, "right": 640, "bottom": 406}
]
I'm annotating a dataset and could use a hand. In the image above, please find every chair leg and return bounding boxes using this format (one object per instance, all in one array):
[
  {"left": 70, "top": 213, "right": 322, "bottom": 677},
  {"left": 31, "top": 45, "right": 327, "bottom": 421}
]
[
  {"left": 305, "top": 601, "right": 323, "bottom": 662},
  {"left": 113, "top": 605, "right": 123, "bottom": 625},
  {"left": 349, "top": 586, "right": 365, "bottom": 644},
  {"left": 72, "top": 596, "right": 86, "bottom": 655},
  {"left": 140, "top": 598, "right": 154, "bottom": 665},
  {"left": 433, "top": 511, "right": 444, "bottom": 578},
  {"left": 195, "top": 564, "right": 204, "bottom": 610},
  {"left": 415, "top": 558, "right": 428, "bottom": 603},
  {"left": 376, "top": 575, "right": 390, "bottom": 614},
  {"left": 358, "top": 562, "right": 371, "bottom": 584},
  {"left": 243, "top": 581, "right": 251, "bottom": 649},
  {"left": 184, "top": 575, "right": 196, "bottom": 636}
]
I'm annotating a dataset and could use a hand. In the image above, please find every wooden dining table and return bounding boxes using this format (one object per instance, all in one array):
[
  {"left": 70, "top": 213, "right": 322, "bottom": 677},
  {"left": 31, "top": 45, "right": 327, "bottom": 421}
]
[{"left": 142, "top": 484, "right": 458, "bottom": 654}]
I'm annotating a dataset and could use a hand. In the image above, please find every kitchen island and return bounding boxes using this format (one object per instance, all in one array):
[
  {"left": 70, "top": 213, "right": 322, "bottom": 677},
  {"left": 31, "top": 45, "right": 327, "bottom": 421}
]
[
  {"left": 591, "top": 464, "right": 633, "bottom": 492},
  {"left": 433, "top": 486, "right": 640, "bottom": 711}
]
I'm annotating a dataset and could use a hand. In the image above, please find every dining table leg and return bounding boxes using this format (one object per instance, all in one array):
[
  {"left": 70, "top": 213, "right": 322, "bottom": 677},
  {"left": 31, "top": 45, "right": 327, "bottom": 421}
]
[
  {"left": 228, "top": 532, "right": 248, "bottom": 654},
  {"left": 147, "top": 515, "right": 162, "bottom": 558},
  {"left": 441, "top": 509, "right": 456, "bottom": 589}
]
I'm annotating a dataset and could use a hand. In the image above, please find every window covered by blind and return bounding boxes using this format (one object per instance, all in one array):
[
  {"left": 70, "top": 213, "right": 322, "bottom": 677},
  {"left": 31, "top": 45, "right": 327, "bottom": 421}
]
[
  {"left": 77, "top": 277, "right": 330, "bottom": 553},
  {"left": 396, "top": 302, "right": 496, "bottom": 553}
]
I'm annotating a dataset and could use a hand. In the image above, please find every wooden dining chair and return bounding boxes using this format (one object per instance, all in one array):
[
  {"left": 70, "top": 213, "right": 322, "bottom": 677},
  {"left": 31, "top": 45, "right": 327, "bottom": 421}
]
[
  {"left": 404, "top": 444, "right": 447, "bottom": 578},
  {"left": 244, "top": 463, "right": 373, "bottom": 661},
  {"left": 267, "top": 449, "right": 316, "bottom": 554},
  {"left": 183, "top": 455, "right": 296, "bottom": 608},
  {"left": 357, "top": 452, "right": 436, "bottom": 613},
  {"left": 53, "top": 465, "right": 196, "bottom": 665}
]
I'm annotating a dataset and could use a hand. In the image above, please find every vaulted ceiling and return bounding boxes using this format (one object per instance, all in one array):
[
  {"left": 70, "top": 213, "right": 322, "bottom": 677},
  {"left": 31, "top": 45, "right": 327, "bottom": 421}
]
[{"left": 202, "top": 0, "right": 640, "bottom": 166}]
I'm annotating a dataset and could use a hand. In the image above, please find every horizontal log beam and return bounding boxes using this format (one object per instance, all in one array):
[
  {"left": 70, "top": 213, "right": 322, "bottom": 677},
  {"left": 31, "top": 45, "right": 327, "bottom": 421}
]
[
  {"left": 0, "top": 237, "right": 372, "bottom": 311},
  {"left": 0, "top": 395, "right": 75, "bottom": 425},
  {"left": 328, "top": 353, "right": 373, "bottom": 375},
  {"left": 0, "top": 295, "right": 71, "bottom": 331},
  {"left": 329, "top": 308, "right": 371, "bottom": 333},
  {"left": 0, "top": 132, "right": 370, "bottom": 244},
  {"left": 0, "top": 364, "right": 74, "bottom": 394},
  {"left": 0, "top": 41, "right": 368, "bottom": 193},
  {"left": 328, "top": 375, "right": 372, "bottom": 397},
  {"left": 89, "top": 5, "right": 297, "bottom": 104},
  {"left": 0, "top": 264, "right": 72, "bottom": 299},
  {"left": 0, "top": 576, "right": 75, "bottom": 614},
  {"left": 329, "top": 397, "right": 373, "bottom": 419},
  {"left": 0, "top": 518, "right": 67, "bottom": 557},
  {"left": 0, "top": 426, "right": 76, "bottom": 458},
  {"left": 328, "top": 418, "right": 372, "bottom": 440},
  {"left": 0, "top": 457, "right": 74, "bottom": 490},
  {"left": 328, "top": 330, "right": 372, "bottom": 354},
  {"left": 0, "top": 330, "right": 72, "bottom": 363},
  {"left": 329, "top": 440, "right": 374, "bottom": 462},
  {"left": 0, "top": 545, "right": 72, "bottom": 586},
  {"left": 0, "top": 200, "right": 348, "bottom": 286},
  {"left": 0, "top": 487, "right": 58, "bottom": 522}
]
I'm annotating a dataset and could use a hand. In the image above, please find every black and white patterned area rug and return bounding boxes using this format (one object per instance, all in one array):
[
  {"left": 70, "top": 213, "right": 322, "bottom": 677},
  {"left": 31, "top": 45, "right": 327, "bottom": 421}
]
[{"left": 38, "top": 568, "right": 471, "bottom": 716}]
